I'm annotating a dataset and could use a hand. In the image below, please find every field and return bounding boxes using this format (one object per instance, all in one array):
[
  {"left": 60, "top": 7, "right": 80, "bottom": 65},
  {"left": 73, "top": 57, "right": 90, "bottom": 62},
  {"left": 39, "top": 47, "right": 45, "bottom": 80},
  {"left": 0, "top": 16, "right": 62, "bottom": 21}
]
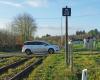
[
  {"left": 0, "top": 43, "right": 100, "bottom": 80},
  {"left": 26, "top": 53, "right": 100, "bottom": 80}
]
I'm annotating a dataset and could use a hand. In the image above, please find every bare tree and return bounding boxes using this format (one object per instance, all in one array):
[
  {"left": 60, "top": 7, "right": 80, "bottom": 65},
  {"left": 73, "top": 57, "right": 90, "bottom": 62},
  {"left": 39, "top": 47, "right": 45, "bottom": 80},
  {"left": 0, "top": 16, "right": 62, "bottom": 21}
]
[
  {"left": 11, "top": 13, "right": 37, "bottom": 43},
  {"left": 0, "top": 29, "right": 16, "bottom": 51}
]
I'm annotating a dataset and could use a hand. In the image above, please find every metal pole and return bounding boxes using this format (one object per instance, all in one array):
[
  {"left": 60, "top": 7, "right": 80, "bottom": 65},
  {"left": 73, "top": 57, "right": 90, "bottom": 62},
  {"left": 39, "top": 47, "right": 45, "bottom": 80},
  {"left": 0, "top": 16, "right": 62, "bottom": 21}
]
[
  {"left": 62, "top": 6, "right": 71, "bottom": 65},
  {"left": 65, "top": 15, "right": 68, "bottom": 65}
]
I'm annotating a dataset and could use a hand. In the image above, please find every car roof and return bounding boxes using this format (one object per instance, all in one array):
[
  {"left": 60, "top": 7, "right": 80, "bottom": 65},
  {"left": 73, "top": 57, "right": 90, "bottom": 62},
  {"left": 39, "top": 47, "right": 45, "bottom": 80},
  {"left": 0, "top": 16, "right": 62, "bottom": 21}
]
[{"left": 24, "top": 40, "right": 49, "bottom": 44}]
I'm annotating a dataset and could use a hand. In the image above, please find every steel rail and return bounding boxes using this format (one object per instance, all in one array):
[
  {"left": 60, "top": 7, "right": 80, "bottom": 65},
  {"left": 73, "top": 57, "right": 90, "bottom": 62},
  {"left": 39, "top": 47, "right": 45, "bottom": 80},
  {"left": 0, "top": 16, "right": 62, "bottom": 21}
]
[{"left": 10, "top": 58, "right": 43, "bottom": 80}]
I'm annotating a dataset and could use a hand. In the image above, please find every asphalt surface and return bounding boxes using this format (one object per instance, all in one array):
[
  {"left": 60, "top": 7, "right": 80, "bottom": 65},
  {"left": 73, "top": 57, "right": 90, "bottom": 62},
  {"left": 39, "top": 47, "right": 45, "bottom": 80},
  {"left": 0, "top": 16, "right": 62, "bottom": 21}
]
[{"left": 0, "top": 52, "right": 48, "bottom": 58}]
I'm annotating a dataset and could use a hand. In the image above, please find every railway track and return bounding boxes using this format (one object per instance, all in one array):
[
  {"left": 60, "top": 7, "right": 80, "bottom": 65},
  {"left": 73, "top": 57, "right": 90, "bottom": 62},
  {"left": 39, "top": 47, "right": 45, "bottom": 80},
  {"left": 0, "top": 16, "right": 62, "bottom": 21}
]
[
  {"left": 0, "top": 57, "right": 31, "bottom": 74},
  {"left": 10, "top": 58, "right": 42, "bottom": 80},
  {"left": 0, "top": 55, "right": 45, "bottom": 80},
  {"left": 0, "top": 56, "right": 13, "bottom": 58}
]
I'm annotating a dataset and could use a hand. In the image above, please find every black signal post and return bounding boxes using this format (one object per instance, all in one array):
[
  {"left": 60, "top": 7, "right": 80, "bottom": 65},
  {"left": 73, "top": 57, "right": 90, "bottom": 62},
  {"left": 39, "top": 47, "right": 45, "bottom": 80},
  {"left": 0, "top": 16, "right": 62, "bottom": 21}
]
[{"left": 62, "top": 6, "right": 71, "bottom": 65}]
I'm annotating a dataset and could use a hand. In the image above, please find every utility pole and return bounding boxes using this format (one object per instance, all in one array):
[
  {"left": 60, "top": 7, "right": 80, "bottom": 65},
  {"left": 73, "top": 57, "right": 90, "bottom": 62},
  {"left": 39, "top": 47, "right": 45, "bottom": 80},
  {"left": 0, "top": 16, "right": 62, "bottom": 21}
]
[{"left": 62, "top": 6, "right": 71, "bottom": 65}]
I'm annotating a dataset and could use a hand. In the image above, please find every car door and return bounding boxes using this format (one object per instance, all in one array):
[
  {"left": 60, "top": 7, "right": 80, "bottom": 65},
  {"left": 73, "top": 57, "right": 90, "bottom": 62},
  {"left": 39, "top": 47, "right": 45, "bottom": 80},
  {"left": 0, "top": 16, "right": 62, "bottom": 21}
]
[
  {"left": 34, "top": 42, "right": 47, "bottom": 53},
  {"left": 38, "top": 42, "right": 48, "bottom": 52},
  {"left": 31, "top": 42, "right": 39, "bottom": 53},
  {"left": 32, "top": 42, "right": 45, "bottom": 53}
]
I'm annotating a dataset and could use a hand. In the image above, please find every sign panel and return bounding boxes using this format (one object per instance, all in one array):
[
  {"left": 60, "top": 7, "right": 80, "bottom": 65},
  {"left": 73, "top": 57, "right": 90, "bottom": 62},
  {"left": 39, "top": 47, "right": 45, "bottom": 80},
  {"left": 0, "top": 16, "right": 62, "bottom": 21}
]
[{"left": 62, "top": 8, "right": 71, "bottom": 16}]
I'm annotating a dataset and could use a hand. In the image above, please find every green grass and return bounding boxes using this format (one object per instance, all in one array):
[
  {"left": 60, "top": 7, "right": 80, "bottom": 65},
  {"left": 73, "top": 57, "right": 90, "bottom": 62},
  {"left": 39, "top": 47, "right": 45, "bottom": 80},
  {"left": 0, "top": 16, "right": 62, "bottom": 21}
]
[
  {"left": 27, "top": 54, "right": 73, "bottom": 80},
  {"left": 74, "top": 53, "right": 100, "bottom": 80},
  {"left": 26, "top": 52, "right": 100, "bottom": 80},
  {"left": 73, "top": 42, "right": 100, "bottom": 52}
]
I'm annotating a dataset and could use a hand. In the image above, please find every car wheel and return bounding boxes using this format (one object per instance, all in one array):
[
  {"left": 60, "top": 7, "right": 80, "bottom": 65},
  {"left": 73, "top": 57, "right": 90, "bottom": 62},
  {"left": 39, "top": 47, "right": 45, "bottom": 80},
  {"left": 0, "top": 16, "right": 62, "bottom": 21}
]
[
  {"left": 25, "top": 49, "right": 32, "bottom": 55},
  {"left": 48, "top": 48, "right": 54, "bottom": 54}
]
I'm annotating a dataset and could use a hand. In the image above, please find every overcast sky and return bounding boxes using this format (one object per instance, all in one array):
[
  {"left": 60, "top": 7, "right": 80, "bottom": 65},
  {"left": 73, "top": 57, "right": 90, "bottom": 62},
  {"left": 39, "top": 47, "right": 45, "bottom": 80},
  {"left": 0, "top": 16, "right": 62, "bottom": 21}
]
[{"left": 0, "top": 0, "right": 100, "bottom": 37}]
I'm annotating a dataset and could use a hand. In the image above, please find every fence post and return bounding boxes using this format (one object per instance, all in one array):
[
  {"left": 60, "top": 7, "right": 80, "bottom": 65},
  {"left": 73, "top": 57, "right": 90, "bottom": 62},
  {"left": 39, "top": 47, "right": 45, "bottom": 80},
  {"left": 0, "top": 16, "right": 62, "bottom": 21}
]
[
  {"left": 68, "top": 41, "right": 73, "bottom": 71},
  {"left": 82, "top": 69, "right": 87, "bottom": 80}
]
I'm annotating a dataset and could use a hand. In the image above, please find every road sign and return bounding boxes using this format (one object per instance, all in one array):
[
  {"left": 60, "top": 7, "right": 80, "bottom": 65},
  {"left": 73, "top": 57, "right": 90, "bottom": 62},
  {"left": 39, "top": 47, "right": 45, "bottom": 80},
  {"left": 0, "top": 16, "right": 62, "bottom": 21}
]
[
  {"left": 62, "top": 6, "right": 71, "bottom": 66},
  {"left": 62, "top": 7, "right": 71, "bottom": 16}
]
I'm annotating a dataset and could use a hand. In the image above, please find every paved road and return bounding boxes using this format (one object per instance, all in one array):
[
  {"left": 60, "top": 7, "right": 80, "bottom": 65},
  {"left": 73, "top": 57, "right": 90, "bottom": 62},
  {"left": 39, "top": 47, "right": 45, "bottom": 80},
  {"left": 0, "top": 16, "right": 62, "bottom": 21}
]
[{"left": 0, "top": 52, "right": 48, "bottom": 58}]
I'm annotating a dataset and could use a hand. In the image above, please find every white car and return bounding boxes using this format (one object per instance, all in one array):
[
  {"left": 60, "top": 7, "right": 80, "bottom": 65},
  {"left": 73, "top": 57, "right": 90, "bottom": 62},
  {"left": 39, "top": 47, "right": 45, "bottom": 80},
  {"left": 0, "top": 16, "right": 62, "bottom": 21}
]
[{"left": 22, "top": 41, "right": 60, "bottom": 55}]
